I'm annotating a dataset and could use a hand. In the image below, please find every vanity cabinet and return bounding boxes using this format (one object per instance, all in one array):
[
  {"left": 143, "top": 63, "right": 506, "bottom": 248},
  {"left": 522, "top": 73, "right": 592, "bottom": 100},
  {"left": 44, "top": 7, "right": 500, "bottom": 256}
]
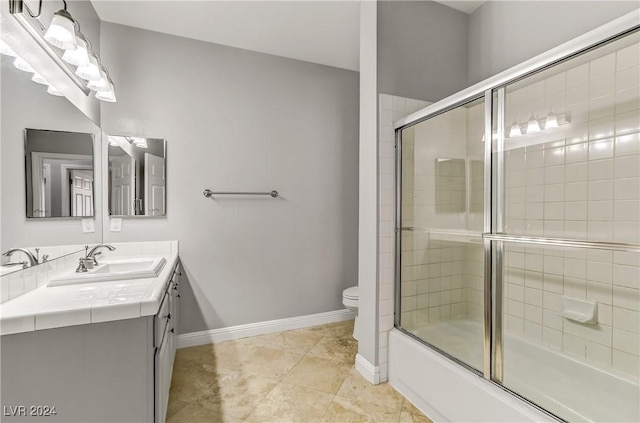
[{"left": 0, "top": 261, "right": 181, "bottom": 423}]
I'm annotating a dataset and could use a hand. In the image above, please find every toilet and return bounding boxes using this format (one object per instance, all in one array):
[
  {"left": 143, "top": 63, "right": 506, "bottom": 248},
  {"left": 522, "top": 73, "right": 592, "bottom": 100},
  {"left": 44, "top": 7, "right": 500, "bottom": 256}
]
[{"left": 342, "top": 285, "right": 359, "bottom": 340}]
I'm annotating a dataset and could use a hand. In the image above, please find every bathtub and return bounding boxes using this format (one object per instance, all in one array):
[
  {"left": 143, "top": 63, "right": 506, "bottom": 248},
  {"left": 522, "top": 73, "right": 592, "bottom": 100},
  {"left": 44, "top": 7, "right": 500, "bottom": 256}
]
[{"left": 389, "top": 319, "right": 639, "bottom": 422}]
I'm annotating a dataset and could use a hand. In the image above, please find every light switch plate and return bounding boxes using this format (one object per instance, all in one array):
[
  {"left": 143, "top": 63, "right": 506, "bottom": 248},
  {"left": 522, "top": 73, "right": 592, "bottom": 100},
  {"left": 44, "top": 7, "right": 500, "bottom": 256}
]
[
  {"left": 82, "top": 218, "right": 95, "bottom": 233},
  {"left": 110, "top": 217, "right": 122, "bottom": 232}
]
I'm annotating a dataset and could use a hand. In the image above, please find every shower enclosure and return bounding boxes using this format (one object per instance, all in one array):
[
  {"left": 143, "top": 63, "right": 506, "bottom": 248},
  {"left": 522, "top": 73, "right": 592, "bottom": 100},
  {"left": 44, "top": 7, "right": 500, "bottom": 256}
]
[{"left": 394, "top": 23, "right": 639, "bottom": 422}]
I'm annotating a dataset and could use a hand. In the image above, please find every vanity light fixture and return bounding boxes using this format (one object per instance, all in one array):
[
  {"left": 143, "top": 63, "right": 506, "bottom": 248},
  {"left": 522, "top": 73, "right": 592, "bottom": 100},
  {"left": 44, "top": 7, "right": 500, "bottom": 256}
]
[
  {"left": 43, "top": 8, "right": 78, "bottom": 50},
  {"left": 61, "top": 33, "right": 90, "bottom": 67},
  {"left": 545, "top": 112, "right": 559, "bottom": 129},
  {"left": 509, "top": 122, "right": 523, "bottom": 138},
  {"left": 13, "top": 56, "right": 34, "bottom": 72},
  {"left": 75, "top": 52, "right": 101, "bottom": 81},
  {"left": 526, "top": 115, "right": 541, "bottom": 134},
  {"left": 0, "top": 39, "right": 17, "bottom": 57},
  {"left": 46, "top": 85, "right": 64, "bottom": 96},
  {"left": 95, "top": 77, "right": 117, "bottom": 102},
  {"left": 9, "top": 0, "right": 117, "bottom": 102},
  {"left": 87, "top": 66, "right": 108, "bottom": 91},
  {"left": 31, "top": 72, "right": 49, "bottom": 85}
]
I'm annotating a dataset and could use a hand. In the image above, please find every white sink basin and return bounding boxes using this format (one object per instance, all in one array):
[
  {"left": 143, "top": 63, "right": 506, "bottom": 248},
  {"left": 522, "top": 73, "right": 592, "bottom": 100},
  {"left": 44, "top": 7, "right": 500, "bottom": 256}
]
[{"left": 48, "top": 257, "right": 167, "bottom": 287}]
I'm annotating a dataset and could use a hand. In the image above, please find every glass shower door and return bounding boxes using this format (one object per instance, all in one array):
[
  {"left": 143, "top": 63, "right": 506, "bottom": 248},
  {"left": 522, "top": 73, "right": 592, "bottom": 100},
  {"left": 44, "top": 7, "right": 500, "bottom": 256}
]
[
  {"left": 397, "top": 97, "right": 486, "bottom": 372},
  {"left": 493, "top": 30, "right": 640, "bottom": 422}
]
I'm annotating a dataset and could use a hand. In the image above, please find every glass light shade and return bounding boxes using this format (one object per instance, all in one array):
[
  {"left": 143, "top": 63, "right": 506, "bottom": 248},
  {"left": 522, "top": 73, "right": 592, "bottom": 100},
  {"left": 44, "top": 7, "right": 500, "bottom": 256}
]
[
  {"left": 526, "top": 117, "right": 541, "bottom": 134},
  {"left": 0, "top": 39, "right": 17, "bottom": 57},
  {"left": 545, "top": 113, "right": 559, "bottom": 129},
  {"left": 95, "top": 78, "right": 116, "bottom": 102},
  {"left": 43, "top": 10, "right": 78, "bottom": 51},
  {"left": 509, "top": 123, "right": 522, "bottom": 138},
  {"left": 87, "top": 67, "right": 108, "bottom": 91},
  {"left": 47, "top": 85, "right": 64, "bottom": 96},
  {"left": 32, "top": 73, "right": 49, "bottom": 85},
  {"left": 75, "top": 53, "right": 100, "bottom": 81},
  {"left": 14, "top": 56, "right": 34, "bottom": 73},
  {"left": 62, "top": 36, "right": 89, "bottom": 66}
]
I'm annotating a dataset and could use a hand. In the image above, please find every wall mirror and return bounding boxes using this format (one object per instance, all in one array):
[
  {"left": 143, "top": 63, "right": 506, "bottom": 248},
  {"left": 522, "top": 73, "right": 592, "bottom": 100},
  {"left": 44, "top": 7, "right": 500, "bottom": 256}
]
[
  {"left": 1, "top": 54, "right": 103, "bottom": 274},
  {"left": 25, "top": 129, "right": 95, "bottom": 218},
  {"left": 107, "top": 135, "right": 166, "bottom": 217}
]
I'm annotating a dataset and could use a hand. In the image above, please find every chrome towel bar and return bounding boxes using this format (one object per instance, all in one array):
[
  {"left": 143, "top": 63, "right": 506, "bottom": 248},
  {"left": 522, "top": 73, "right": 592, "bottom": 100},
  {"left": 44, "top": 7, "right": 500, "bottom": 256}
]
[{"left": 203, "top": 189, "right": 279, "bottom": 198}]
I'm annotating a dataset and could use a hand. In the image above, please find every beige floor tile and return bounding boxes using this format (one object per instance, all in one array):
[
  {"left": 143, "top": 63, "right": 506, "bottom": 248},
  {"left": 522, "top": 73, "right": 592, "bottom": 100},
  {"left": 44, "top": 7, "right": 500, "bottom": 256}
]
[
  {"left": 245, "top": 327, "right": 324, "bottom": 354},
  {"left": 176, "top": 344, "right": 216, "bottom": 364},
  {"left": 324, "top": 320, "right": 355, "bottom": 338},
  {"left": 398, "top": 411, "right": 433, "bottom": 423},
  {"left": 307, "top": 334, "right": 358, "bottom": 364},
  {"left": 169, "top": 360, "right": 220, "bottom": 402},
  {"left": 336, "top": 369, "right": 404, "bottom": 411},
  {"left": 195, "top": 370, "right": 278, "bottom": 420},
  {"left": 321, "top": 395, "right": 401, "bottom": 423},
  {"left": 245, "top": 382, "right": 334, "bottom": 423},
  {"left": 401, "top": 398, "right": 425, "bottom": 416},
  {"left": 282, "top": 355, "right": 352, "bottom": 394},
  {"left": 167, "top": 403, "right": 241, "bottom": 423},
  {"left": 166, "top": 399, "right": 189, "bottom": 420},
  {"left": 211, "top": 339, "right": 302, "bottom": 379}
]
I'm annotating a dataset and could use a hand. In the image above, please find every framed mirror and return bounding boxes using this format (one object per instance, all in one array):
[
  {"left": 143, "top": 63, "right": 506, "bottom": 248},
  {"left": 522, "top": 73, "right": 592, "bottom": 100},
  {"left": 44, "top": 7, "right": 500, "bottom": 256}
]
[
  {"left": 25, "top": 129, "right": 95, "bottom": 218},
  {"left": 107, "top": 135, "right": 166, "bottom": 217}
]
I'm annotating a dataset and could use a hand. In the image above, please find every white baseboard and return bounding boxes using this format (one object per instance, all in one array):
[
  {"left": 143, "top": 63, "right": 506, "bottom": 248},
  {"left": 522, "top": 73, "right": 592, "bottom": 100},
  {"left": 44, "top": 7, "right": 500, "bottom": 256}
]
[
  {"left": 178, "top": 309, "right": 355, "bottom": 349},
  {"left": 355, "top": 353, "right": 381, "bottom": 385}
]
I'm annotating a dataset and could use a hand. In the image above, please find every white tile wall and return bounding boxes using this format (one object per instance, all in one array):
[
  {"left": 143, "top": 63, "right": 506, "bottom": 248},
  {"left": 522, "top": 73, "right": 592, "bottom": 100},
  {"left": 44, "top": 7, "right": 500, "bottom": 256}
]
[
  {"left": 379, "top": 94, "right": 431, "bottom": 381},
  {"left": 0, "top": 241, "right": 178, "bottom": 304},
  {"left": 503, "top": 41, "right": 640, "bottom": 379}
]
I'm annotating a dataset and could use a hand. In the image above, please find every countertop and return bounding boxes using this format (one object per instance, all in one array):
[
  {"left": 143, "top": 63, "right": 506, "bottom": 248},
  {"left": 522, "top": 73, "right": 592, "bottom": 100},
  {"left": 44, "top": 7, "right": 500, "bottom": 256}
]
[{"left": 0, "top": 254, "right": 179, "bottom": 336}]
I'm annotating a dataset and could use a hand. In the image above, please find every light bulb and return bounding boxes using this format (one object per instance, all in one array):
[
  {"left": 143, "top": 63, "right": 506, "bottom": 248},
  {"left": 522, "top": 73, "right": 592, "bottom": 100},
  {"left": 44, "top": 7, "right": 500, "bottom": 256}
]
[
  {"left": 545, "top": 112, "right": 559, "bottom": 129},
  {"left": 32, "top": 73, "right": 49, "bottom": 85},
  {"left": 75, "top": 53, "right": 100, "bottom": 81},
  {"left": 0, "top": 39, "right": 17, "bottom": 57},
  {"left": 509, "top": 123, "right": 522, "bottom": 138},
  {"left": 43, "top": 10, "right": 78, "bottom": 51},
  {"left": 47, "top": 85, "right": 64, "bottom": 96},
  {"left": 526, "top": 116, "right": 541, "bottom": 134},
  {"left": 62, "top": 35, "right": 89, "bottom": 67},
  {"left": 14, "top": 56, "right": 34, "bottom": 73}
]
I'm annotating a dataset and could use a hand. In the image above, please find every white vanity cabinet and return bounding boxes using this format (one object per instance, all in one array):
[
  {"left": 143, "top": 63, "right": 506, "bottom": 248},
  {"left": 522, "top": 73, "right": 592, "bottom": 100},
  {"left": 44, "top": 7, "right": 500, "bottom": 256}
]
[
  {"left": 0, "top": 261, "right": 181, "bottom": 423},
  {"left": 154, "top": 266, "right": 180, "bottom": 423}
]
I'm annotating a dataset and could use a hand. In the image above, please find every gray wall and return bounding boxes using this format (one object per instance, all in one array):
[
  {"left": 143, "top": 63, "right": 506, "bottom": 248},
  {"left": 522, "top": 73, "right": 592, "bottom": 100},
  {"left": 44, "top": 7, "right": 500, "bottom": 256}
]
[
  {"left": 377, "top": 0, "right": 469, "bottom": 102},
  {"left": 99, "top": 23, "right": 359, "bottom": 334},
  {"left": 468, "top": 1, "right": 640, "bottom": 84}
]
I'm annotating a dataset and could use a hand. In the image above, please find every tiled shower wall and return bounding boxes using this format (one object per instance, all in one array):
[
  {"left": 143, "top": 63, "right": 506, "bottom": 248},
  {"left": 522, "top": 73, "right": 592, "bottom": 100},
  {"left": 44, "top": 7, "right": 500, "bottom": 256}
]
[
  {"left": 379, "top": 94, "right": 430, "bottom": 381},
  {"left": 502, "top": 41, "right": 640, "bottom": 378}
]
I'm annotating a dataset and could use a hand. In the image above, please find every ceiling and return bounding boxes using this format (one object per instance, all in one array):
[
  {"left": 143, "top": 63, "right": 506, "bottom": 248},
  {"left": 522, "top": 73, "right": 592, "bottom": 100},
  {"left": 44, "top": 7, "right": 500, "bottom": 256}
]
[
  {"left": 434, "top": 1, "right": 485, "bottom": 14},
  {"left": 91, "top": 1, "right": 485, "bottom": 72}
]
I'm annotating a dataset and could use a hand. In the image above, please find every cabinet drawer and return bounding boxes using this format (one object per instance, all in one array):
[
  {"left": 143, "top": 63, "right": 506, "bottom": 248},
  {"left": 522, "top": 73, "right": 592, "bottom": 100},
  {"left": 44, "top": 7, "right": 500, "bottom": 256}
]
[{"left": 154, "top": 293, "right": 170, "bottom": 348}]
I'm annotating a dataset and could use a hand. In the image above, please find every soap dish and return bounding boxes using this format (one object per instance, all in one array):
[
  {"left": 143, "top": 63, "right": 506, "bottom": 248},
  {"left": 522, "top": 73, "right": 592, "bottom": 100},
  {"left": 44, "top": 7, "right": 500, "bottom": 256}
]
[{"left": 560, "top": 296, "right": 597, "bottom": 325}]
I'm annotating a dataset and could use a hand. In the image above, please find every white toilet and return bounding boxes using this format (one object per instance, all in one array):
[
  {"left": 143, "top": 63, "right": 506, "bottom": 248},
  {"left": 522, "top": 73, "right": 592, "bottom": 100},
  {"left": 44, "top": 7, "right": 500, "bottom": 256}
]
[{"left": 342, "top": 285, "right": 360, "bottom": 340}]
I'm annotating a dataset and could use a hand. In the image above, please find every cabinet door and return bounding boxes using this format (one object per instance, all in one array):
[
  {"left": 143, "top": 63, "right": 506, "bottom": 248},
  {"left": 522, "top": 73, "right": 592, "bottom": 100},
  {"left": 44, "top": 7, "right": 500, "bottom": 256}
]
[{"left": 155, "top": 324, "right": 171, "bottom": 423}]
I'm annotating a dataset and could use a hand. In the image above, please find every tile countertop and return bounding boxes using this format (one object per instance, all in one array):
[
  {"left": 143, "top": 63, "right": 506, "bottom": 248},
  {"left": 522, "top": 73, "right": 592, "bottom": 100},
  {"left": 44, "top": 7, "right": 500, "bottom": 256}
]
[{"left": 0, "top": 254, "right": 179, "bottom": 336}]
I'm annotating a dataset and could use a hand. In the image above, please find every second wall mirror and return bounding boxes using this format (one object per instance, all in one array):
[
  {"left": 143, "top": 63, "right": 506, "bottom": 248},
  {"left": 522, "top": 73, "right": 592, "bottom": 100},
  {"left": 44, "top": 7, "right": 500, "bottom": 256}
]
[
  {"left": 25, "top": 128, "right": 95, "bottom": 218},
  {"left": 107, "top": 135, "right": 166, "bottom": 217}
]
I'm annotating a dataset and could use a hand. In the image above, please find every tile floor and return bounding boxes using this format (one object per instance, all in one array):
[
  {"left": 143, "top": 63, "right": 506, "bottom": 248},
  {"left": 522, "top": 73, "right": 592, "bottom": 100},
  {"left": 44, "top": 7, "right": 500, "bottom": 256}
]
[{"left": 167, "top": 319, "right": 433, "bottom": 422}]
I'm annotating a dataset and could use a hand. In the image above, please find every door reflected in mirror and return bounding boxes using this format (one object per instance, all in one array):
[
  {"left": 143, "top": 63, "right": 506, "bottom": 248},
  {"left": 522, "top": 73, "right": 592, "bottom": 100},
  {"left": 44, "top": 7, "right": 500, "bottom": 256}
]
[
  {"left": 25, "top": 129, "right": 95, "bottom": 218},
  {"left": 108, "top": 136, "right": 166, "bottom": 217}
]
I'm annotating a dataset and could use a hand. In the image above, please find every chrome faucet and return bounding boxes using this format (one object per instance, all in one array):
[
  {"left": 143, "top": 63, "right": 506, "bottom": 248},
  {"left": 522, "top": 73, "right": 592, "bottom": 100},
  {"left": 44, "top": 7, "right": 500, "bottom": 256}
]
[
  {"left": 2, "top": 248, "right": 39, "bottom": 267},
  {"left": 86, "top": 244, "right": 116, "bottom": 266}
]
